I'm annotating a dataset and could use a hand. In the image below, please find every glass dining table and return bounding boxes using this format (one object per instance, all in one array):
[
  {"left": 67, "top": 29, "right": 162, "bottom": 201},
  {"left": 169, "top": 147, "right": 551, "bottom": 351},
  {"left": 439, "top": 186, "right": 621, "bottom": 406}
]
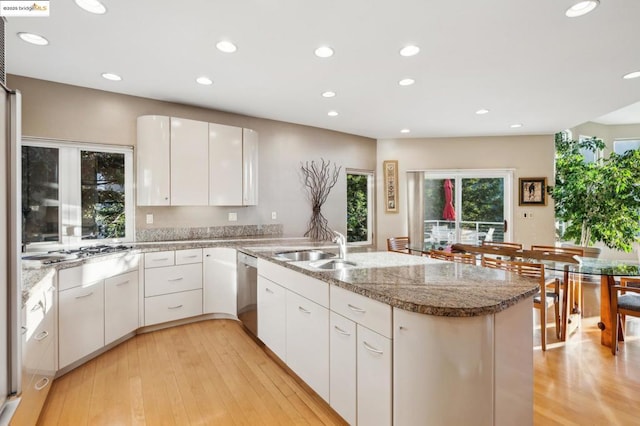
[{"left": 428, "top": 243, "right": 640, "bottom": 348}]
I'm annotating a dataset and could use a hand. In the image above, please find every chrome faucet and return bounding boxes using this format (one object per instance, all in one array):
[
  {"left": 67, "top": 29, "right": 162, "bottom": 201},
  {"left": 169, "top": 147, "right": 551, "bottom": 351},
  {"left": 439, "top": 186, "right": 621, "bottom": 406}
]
[{"left": 333, "top": 231, "right": 347, "bottom": 260}]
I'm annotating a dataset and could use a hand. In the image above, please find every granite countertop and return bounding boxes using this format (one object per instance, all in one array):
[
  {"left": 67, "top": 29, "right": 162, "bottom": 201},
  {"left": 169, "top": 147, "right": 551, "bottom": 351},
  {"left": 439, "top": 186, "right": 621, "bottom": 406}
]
[{"left": 22, "top": 237, "right": 539, "bottom": 317}]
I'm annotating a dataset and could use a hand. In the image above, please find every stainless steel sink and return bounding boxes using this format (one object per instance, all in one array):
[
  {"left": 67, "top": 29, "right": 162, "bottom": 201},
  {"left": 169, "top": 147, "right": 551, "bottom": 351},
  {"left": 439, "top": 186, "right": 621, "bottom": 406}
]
[
  {"left": 311, "top": 259, "right": 357, "bottom": 270},
  {"left": 274, "top": 250, "right": 336, "bottom": 262}
]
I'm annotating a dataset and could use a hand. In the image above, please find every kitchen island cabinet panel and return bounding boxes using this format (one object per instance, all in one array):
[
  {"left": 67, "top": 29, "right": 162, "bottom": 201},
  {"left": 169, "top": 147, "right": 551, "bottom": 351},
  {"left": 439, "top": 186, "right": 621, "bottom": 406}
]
[
  {"left": 257, "top": 276, "right": 286, "bottom": 361},
  {"left": 285, "top": 290, "right": 329, "bottom": 402},
  {"left": 357, "top": 325, "right": 392, "bottom": 426},
  {"left": 329, "top": 312, "right": 356, "bottom": 425},
  {"left": 393, "top": 307, "right": 495, "bottom": 426}
]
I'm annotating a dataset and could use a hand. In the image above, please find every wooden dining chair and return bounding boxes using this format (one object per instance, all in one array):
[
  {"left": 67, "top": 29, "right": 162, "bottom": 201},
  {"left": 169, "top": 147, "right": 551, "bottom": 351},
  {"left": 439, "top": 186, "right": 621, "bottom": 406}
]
[
  {"left": 610, "top": 277, "right": 640, "bottom": 355},
  {"left": 481, "top": 256, "right": 560, "bottom": 351},
  {"left": 387, "top": 237, "right": 410, "bottom": 254},
  {"left": 482, "top": 241, "right": 523, "bottom": 250},
  {"left": 428, "top": 249, "right": 476, "bottom": 265}
]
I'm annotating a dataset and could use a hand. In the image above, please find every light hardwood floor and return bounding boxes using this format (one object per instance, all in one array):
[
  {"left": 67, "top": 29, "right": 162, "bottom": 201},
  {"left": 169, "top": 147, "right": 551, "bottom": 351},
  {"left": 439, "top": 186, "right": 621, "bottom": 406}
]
[{"left": 38, "top": 315, "right": 640, "bottom": 425}]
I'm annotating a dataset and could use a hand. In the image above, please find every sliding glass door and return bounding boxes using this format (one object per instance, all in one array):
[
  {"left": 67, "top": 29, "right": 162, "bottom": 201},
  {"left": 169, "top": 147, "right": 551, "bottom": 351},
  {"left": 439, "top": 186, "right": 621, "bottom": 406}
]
[{"left": 408, "top": 170, "right": 512, "bottom": 249}]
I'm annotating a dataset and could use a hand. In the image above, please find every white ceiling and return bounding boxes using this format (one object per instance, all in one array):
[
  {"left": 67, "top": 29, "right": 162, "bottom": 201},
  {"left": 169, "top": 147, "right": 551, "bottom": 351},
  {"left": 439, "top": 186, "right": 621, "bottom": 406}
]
[{"left": 6, "top": 0, "right": 640, "bottom": 139}]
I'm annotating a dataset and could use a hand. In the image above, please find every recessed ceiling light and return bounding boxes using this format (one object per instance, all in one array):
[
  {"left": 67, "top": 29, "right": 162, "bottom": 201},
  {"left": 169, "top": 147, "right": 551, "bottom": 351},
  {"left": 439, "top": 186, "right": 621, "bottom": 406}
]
[
  {"left": 101, "top": 73, "right": 122, "bottom": 81},
  {"left": 476, "top": 109, "right": 490, "bottom": 115},
  {"left": 75, "top": 0, "right": 107, "bottom": 14},
  {"left": 216, "top": 41, "right": 237, "bottom": 53},
  {"left": 17, "top": 32, "right": 48, "bottom": 46},
  {"left": 510, "top": 123, "right": 523, "bottom": 129},
  {"left": 623, "top": 71, "right": 640, "bottom": 80},
  {"left": 196, "top": 76, "right": 213, "bottom": 85},
  {"left": 322, "top": 91, "right": 336, "bottom": 98},
  {"left": 565, "top": 0, "right": 599, "bottom": 17},
  {"left": 399, "top": 45, "right": 420, "bottom": 57},
  {"left": 328, "top": 111, "right": 339, "bottom": 117},
  {"left": 399, "top": 78, "right": 415, "bottom": 86},
  {"left": 400, "top": 129, "right": 411, "bottom": 134},
  {"left": 315, "top": 46, "right": 334, "bottom": 58}
]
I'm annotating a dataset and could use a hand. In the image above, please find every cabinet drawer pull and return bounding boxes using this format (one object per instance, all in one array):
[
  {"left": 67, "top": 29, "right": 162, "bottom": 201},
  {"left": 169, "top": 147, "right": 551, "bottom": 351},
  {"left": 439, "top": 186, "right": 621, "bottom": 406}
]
[
  {"left": 298, "top": 306, "right": 311, "bottom": 314},
  {"left": 75, "top": 291, "right": 94, "bottom": 299},
  {"left": 34, "top": 330, "right": 49, "bottom": 341},
  {"left": 21, "top": 326, "right": 28, "bottom": 335},
  {"left": 333, "top": 325, "right": 351, "bottom": 336},
  {"left": 31, "top": 301, "right": 44, "bottom": 312},
  {"left": 168, "top": 304, "right": 183, "bottom": 310},
  {"left": 265, "top": 288, "right": 274, "bottom": 294},
  {"left": 34, "top": 377, "right": 50, "bottom": 391},
  {"left": 168, "top": 277, "right": 184, "bottom": 282},
  {"left": 183, "top": 255, "right": 198, "bottom": 258},
  {"left": 153, "top": 258, "right": 170, "bottom": 261},
  {"left": 115, "top": 280, "right": 130, "bottom": 287},
  {"left": 347, "top": 304, "right": 366, "bottom": 314},
  {"left": 363, "top": 341, "right": 383, "bottom": 355}
]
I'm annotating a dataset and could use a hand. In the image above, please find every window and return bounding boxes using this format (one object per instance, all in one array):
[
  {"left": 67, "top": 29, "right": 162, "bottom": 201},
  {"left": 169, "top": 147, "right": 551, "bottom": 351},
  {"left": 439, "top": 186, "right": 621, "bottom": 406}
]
[
  {"left": 613, "top": 139, "right": 640, "bottom": 155},
  {"left": 579, "top": 135, "right": 602, "bottom": 163},
  {"left": 22, "top": 139, "right": 133, "bottom": 248},
  {"left": 346, "top": 170, "right": 374, "bottom": 244}
]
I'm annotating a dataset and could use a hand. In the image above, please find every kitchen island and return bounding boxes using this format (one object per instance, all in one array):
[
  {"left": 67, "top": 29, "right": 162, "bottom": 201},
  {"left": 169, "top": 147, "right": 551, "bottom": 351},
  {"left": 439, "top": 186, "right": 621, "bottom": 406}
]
[{"left": 21, "top": 239, "right": 538, "bottom": 425}]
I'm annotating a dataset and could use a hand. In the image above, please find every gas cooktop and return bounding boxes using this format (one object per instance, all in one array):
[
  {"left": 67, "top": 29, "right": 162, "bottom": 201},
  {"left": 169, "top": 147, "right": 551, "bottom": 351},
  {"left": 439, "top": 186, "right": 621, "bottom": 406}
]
[{"left": 23, "top": 244, "right": 132, "bottom": 264}]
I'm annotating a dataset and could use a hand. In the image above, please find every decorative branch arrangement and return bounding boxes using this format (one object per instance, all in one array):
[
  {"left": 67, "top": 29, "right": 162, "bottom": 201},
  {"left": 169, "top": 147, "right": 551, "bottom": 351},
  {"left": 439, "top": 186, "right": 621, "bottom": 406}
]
[{"left": 301, "top": 159, "right": 342, "bottom": 241}]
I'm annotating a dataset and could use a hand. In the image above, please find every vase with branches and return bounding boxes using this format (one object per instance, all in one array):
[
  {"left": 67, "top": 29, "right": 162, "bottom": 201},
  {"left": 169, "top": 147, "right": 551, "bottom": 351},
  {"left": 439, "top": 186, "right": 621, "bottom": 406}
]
[{"left": 301, "top": 159, "right": 342, "bottom": 241}]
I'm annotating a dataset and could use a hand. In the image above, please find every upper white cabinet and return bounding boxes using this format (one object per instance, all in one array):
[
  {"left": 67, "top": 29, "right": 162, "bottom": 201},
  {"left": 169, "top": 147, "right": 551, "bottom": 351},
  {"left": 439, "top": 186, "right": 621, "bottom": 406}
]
[
  {"left": 137, "top": 115, "right": 170, "bottom": 206},
  {"left": 137, "top": 115, "right": 258, "bottom": 206},
  {"left": 242, "top": 128, "right": 258, "bottom": 206},
  {"left": 170, "top": 117, "right": 209, "bottom": 206}
]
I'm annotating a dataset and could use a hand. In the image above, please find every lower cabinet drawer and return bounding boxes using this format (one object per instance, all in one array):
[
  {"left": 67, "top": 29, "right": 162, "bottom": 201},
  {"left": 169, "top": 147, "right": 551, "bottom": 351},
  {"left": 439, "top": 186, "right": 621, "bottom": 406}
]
[{"left": 144, "top": 289, "right": 203, "bottom": 326}]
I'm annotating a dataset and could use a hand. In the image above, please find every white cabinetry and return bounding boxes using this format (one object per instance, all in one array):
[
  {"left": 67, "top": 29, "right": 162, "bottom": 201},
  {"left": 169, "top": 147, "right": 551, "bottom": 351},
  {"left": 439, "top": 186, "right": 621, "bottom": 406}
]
[
  {"left": 393, "top": 307, "right": 495, "bottom": 426},
  {"left": 143, "top": 249, "right": 203, "bottom": 326},
  {"left": 170, "top": 117, "right": 209, "bottom": 206},
  {"left": 242, "top": 128, "right": 258, "bottom": 206},
  {"left": 209, "top": 123, "right": 243, "bottom": 206},
  {"left": 58, "top": 254, "right": 140, "bottom": 369},
  {"left": 104, "top": 270, "right": 139, "bottom": 345},
  {"left": 209, "top": 124, "right": 259, "bottom": 206},
  {"left": 137, "top": 115, "right": 258, "bottom": 206},
  {"left": 286, "top": 290, "right": 329, "bottom": 401},
  {"left": 203, "top": 247, "right": 237, "bottom": 316},
  {"left": 58, "top": 280, "right": 104, "bottom": 369},
  {"left": 329, "top": 285, "right": 392, "bottom": 425},
  {"left": 13, "top": 272, "right": 57, "bottom": 425},
  {"left": 329, "top": 312, "right": 356, "bottom": 425},
  {"left": 137, "top": 115, "right": 170, "bottom": 206},
  {"left": 257, "top": 275, "right": 286, "bottom": 360}
]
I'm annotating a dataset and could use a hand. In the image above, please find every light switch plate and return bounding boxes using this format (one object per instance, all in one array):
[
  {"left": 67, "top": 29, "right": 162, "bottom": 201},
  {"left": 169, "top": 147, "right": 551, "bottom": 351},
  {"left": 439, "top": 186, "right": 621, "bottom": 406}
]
[
  {"left": 228, "top": 212, "right": 238, "bottom": 222},
  {"left": 146, "top": 214, "right": 153, "bottom": 224},
  {"left": 271, "top": 211, "right": 277, "bottom": 220}
]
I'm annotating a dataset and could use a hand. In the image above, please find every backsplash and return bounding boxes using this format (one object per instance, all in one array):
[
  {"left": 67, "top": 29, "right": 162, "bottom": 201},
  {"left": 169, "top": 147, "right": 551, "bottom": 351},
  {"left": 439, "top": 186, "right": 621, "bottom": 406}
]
[{"left": 136, "top": 224, "right": 283, "bottom": 242}]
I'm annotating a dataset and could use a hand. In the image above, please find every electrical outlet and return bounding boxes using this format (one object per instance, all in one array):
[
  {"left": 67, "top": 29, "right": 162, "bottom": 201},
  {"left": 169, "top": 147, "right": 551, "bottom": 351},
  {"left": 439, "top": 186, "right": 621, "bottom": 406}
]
[
  {"left": 271, "top": 211, "right": 277, "bottom": 220},
  {"left": 146, "top": 214, "right": 154, "bottom": 224},
  {"left": 228, "top": 212, "right": 238, "bottom": 222}
]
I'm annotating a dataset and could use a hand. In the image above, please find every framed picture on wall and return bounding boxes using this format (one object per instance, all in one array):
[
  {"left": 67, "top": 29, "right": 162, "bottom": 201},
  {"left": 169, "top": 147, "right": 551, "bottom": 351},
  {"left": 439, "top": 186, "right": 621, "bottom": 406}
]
[
  {"left": 518, "top": 177, "right": 547, "bottom": 206},
  {"left": 383, "top": 160, "right": 399, "bottom": 213}
]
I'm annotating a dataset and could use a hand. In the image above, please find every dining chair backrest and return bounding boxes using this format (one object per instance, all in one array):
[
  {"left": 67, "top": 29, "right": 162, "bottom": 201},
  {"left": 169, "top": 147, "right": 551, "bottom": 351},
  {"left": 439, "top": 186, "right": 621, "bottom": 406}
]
[
  {"left": 482, "top": 241, "right": 523, "bottom": 250},
  {"left": 481, "top": 256, "right": 543, "bottom": 280},
  {"left": 610, "top": 277, "right": 640, "bottom": 355},
  {"left": 387, "top": 236, "right": 410, "bottom": 253},
  {"left": 429, "top": 249, "right": 476, "bottom": 265},
  {"left": 531, "top": 245, "right": 584, "bottom": 257}
]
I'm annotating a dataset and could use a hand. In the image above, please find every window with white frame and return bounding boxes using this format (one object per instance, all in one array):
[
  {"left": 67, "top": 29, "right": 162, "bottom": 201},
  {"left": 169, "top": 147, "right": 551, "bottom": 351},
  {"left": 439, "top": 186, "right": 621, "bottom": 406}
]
[
  {"left": 613, "top": 139, "right": 640, "bottom": 155},
  {"left": 579, "top": 135, "right": 603, "bottom": 163},
  {"left": 22, "top": 139, "right": 134, "bottom": 248}
]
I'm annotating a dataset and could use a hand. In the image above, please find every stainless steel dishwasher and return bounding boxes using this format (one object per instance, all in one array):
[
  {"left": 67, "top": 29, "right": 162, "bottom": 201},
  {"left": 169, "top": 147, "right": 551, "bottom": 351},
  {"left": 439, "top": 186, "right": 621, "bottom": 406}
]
[{"left": 237, "top": 252, "right": 258, "bottom": 338}]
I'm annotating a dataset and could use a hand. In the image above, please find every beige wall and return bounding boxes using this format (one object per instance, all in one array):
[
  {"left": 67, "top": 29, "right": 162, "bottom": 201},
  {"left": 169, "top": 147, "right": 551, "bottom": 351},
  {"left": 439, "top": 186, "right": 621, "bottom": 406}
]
[
  {"left": 9, "top": 75, "right": 376, "bottom": 238},
  {"left": 376, "top": 135, "right": 556, "bottom": 249}
]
